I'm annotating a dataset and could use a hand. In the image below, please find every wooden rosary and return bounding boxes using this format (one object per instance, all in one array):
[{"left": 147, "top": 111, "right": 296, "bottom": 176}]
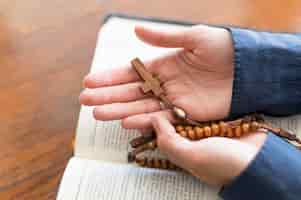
[{"left": 128, "top": 58, "right": 301, "bottom": 170}]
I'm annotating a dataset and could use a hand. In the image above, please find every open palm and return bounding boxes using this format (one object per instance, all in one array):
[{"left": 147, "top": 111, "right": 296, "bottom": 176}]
[{"left": 80, "top": 25, "right": 234, "bottom": 129}]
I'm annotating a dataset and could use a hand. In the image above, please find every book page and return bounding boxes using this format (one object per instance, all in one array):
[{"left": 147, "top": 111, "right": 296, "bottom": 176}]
[
  {"left": 57, "top": 157, "right": 220, "bottom": 200},
  {"left": 75, "top": 16, "right": 188, "bottom": 162}
]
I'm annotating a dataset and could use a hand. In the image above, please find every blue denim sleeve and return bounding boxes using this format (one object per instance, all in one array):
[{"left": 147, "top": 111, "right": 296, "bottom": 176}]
[
  {"left": 220, "top": 133, "right": 301, "bottom": 200},
  {"left": 227, "top": 28, "right": 301, "bottom": 118}
]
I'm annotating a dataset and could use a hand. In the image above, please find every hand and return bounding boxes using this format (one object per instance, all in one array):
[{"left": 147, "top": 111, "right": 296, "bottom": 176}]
[
  {"left": 79, "top": 25, "right": 267, "bottom": 186},
  {"left": 80, "top": 25, "right": 234, "bottom": 129},
  {"left": 152, "top": 115, "right": 267, "bottom": 186}
]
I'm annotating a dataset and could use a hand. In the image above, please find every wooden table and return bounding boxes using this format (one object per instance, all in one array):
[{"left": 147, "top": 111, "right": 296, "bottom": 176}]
[{"left": 0, "top": 0, "right": 300, "bottom": 199}]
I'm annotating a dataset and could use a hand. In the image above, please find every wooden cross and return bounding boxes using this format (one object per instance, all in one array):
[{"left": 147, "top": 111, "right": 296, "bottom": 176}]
[{"left": 131, "top": 58, "right": 171, "bottom": 107}]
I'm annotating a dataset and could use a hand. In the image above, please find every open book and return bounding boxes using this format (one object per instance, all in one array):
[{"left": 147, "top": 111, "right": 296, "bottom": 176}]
[{"left": 56, "top": 14, "right": 301, "bottom": 200}]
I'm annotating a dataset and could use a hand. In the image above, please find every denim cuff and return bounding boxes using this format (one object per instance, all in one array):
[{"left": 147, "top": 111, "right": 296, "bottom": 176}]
[
  {"left": 220, "top": 133, "right": 301, "bottom": 200},
  {"left": 226, "top": 27, "right": 301, "bottom": 118}
]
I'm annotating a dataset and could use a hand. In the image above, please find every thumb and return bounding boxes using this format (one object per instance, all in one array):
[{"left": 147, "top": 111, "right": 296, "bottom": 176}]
[
  {"left": 135, "top": 26, "right": 195, "bottom": 49},
  {"left": 151, "top": 115, "right": 193, "bottom": 165}
]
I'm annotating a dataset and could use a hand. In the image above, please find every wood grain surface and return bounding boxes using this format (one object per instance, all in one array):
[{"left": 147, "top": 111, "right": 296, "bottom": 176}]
[{"left": 0, "top": 0, "right": 300, "bottom": 199}]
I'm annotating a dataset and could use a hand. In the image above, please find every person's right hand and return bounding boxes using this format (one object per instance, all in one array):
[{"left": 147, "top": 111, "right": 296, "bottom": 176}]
[{"left": 80, "top": 25, "right": 234, "bottom": 129}]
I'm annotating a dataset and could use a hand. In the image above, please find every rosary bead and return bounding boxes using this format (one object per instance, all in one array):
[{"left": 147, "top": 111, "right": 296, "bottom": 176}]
[
  {"left": 154, "top": 158, "right": 161, "bottom": 168},
  {"left": 204, "top": 126, "right": 212, "bottom": 137},
  {"left": 211, "top": 123, "right": 219, "bottom": 136},
  {"left": 185, "top": 126, "right": 193, "bottom": 131},
  {"left": 168, "top": 162, "right": 177, "bottom": 170},
  {"left": 251, "top": 121, "right": 259, "bottom": 131},
  {"left": 137, "top": 157, "right": 146, "bottom": 166},
  {"left": 227, "top": 127, "right": 234, "bottom": 137},
  {"left": 176, "top": 125, "right": 184, "bottom": 132},
  {"left": 235, "top": 126, "right": 242, "bottom": 137},
  {"left": 194, "top": 126, "right": 204, "bottom": 139},
  {"left": 179, "top": 130, "right": 188, "bottom": 138},
  {"left": 161, "top": 159, "right": 168, "bottom": 169},
  {"left": 219, "top": 121, "right": 227, "bottom": 137},
  {"left": 242, "top": 123, "right": 250, "bottom": 134},
  {"left": 188, "top": 129, "right": 196, "bottom": 140},
  {"left": 147, "top": 157, "right": 153, "bottom": 167}
]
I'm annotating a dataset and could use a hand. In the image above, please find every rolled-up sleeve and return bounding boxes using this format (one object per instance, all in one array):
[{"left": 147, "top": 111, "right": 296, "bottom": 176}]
[
  {"left": 227, "top": 28, "right": 301, "bottom": 118},
  {"left": 220, "top": 133, "right": 301, "bottom": 200}
]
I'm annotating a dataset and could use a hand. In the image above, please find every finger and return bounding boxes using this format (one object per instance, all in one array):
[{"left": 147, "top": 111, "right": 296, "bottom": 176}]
[
  {"left": 79, "top": 82, "right": 146, "bottom": 106},
  {"left": 151, "top": 115, "right": 194, "bottom": 166},
  {"left": 83, "top": 65, "right": 140, "bottom": 88},
  {"left": 121, "top": 110, "right": 179, "bottom": 129},
  {"left": 135, "top": 26, "right": 195, "bottom": 49},
  {"left": 93, "top": 98, "right": 162, "bottom": 121},
  {"left": 83, "top": 57, "right": 166, "bottom": 88}
]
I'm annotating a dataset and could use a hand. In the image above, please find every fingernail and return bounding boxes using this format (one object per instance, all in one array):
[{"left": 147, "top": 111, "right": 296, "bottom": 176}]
[
  {"left": 83, "top": 74, "right": 93, "bottom": 87},
  {"left": 79, "top": 89, "right": 94, "bottom": 105}
]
